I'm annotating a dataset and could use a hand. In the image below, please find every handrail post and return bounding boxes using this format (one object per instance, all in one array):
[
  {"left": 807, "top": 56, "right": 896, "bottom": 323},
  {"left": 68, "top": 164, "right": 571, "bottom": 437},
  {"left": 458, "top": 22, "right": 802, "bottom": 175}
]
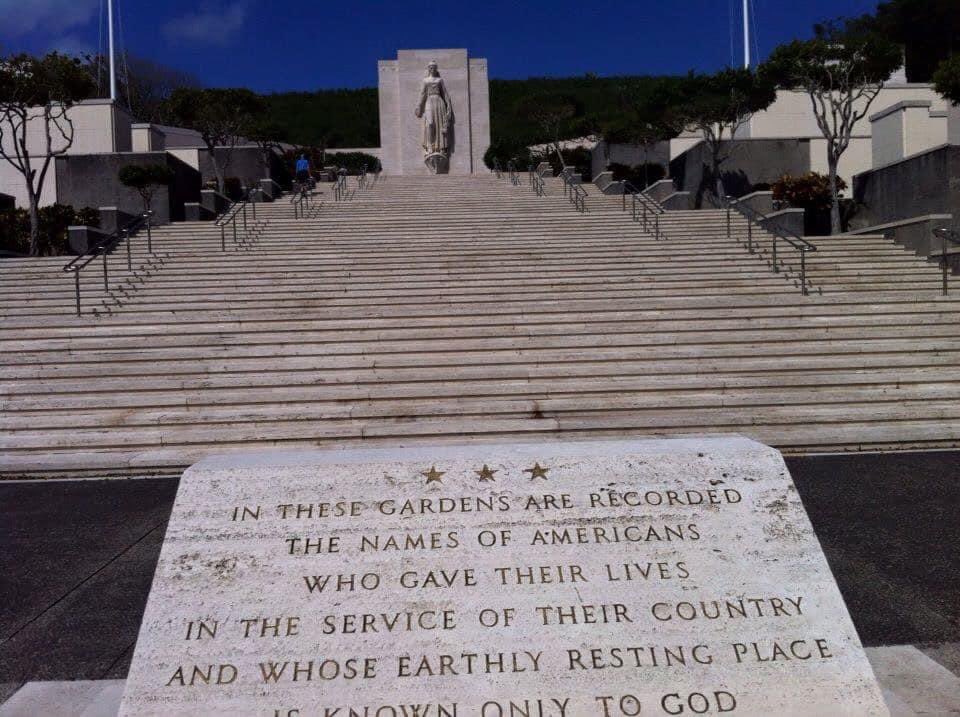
[
  {"left": 146, "top": 213, "right": 152, "bottom": 253},
  {"left": 747, "top": 221, "right": 754, "bottom": 254},
  {"left": 74, "top": 272, "right": 81, "bottom": 316},
  {"left": 102, "top": 250, "right": 108, "bottom": 292},
  {"left": 726, "top": 203, "right": 731, "bottom": 240},
  {"left": 232, "top": 217, "right": 238, "bottom": 245},
  {"left": 655, "top": 213, "right": 660, "bottom": 240},
  {"left": 125, "top": 230, "right": 132, "bottom": 271},
  {"left": 221, "top": 224, "right": 226, "bottom": 251},
  {"left": 251, "top": 191, "right": 257, "bottom": 220},
  {"left": 773, "top": 236, "right": 779, "bottom": 272},
  {"left": 242, "top": 201, "right": 248, "bottom": 231},
  {"left": 943, "top": 236, "right": 949, "bottom": 297},
  {"left": 801, "top": 250, "right": 808, "bottom": 296}
]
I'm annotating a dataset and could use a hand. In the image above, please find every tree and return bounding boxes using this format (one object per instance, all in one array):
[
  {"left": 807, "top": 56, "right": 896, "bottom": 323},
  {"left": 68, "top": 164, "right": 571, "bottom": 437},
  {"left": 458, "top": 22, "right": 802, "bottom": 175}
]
[
  {"left": 0, "top": 52, "right": 95, "bottom": 255},
  {"left": 850, "top": 0, "right": 959, "bottom": 83},
  {"left": 933, "top": 54, "right": 960, "bottom": 105},
  {"left": 603, "top": 78, "right": 684, "bottom": 186},
  {"left": 762, "top": 22, "right": 903, "bottom": 233},
  {"left": 119, "top": 164, "right": 175, "bottom": 214},
  {"left": 162, "top": 88, "right": 265, "bottom": 194},
  {"left": 246, "top": 119, "right": 288, "bottom": 178},
  {"left": 86, "top": 53, "right": 200, "bottom": 123},
  {"left": 674, "top": 68, "right": 776, "bottom": 201},
  {"left": 514, "top": 92, "right": 582, "bottom": 168}
]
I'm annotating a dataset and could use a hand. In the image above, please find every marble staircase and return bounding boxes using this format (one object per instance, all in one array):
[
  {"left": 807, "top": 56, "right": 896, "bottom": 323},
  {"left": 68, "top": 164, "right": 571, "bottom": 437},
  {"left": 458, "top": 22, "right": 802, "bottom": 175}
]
[{"left": 2, "top": 174, "right": 959, "bottom": 478}]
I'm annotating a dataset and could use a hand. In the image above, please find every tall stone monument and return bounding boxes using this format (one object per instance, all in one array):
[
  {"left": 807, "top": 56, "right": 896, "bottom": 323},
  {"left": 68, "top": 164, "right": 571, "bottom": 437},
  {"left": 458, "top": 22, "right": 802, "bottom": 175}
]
[{"left": 379, "top": 49, "right": 490, "bottom": 175}]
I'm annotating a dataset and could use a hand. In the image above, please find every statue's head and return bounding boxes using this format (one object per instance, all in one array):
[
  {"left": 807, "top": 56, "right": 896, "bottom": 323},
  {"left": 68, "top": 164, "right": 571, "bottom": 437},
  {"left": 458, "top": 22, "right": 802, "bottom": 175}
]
[{"left": 426, "top": 61, "right": 439, "bottom": 77}]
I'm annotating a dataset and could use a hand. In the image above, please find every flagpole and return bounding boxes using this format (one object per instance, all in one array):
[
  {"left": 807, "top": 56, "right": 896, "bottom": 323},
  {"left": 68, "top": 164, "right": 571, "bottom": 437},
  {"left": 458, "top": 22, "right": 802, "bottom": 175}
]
[
  {"left": 108, "top": 0, "right": 117, "bottom": 101},
  {"left": 743, "top": 0, "right": 751, "bottom": 68}
]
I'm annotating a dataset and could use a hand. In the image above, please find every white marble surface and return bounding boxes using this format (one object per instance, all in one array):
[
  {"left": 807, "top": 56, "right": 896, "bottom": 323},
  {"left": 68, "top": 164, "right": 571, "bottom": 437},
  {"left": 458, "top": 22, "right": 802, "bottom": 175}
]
[
  {"left": 0, "top": 680, "right": 125, "bottom": 717},
  {"left": 120, "top": 437, "right": 888, "bottom": 716},
  {"left": 866, "top": 646, "right": 960, "bottom": 715},
  {"left": 378, "top": 48, "right": 490, "bottom": 175}
]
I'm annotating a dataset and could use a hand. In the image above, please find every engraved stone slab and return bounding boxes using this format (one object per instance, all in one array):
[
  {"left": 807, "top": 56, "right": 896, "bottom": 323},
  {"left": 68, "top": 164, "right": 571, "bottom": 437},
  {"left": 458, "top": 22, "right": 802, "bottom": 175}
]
[{"left": 120, "top": 437, "right": 888, "bottom": 716}]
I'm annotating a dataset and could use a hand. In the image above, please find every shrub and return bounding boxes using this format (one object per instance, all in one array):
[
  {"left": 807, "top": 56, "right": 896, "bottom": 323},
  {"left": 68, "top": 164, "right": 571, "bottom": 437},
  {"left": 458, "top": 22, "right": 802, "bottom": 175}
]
[
  {"left": 772, "top": 172, "right": 847, "bottom": 212},
  {"left": 223, "top": 177, "right": 244, "bottom": 201},
  {"left": 0, "top": 209, "right": 29, "bottom": 255},
  {"left": 773, "top": 172, "right": 852, "bottom": 235},
  {"left": 0, "top": 204, "right": 100, "bottom": 256},
  {"left": 484, "top": 140, "right": 535, "bottom": 171},
  {"left": 324, "top": 151, "right": 381, "bottom": 175},
  {"left": 119, "top": 164, "right": 175, "bottom": 211}
]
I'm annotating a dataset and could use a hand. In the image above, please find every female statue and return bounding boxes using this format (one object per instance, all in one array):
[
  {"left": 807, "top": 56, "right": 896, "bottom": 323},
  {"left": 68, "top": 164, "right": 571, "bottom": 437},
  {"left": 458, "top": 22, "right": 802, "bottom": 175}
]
[{"left": 415, "top": 61, "right": 454, "bottom": 166}]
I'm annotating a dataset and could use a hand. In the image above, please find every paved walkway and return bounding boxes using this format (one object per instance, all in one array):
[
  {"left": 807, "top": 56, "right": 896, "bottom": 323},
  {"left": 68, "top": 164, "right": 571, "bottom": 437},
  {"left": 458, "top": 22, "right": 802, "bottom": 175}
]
[{"left": 1, "top": 450, "right": 958, "bottom": 711}]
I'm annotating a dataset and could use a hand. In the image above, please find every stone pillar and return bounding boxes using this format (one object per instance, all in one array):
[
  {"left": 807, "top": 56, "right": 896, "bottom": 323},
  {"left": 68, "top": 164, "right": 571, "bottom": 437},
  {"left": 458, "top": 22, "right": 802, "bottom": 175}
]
[{"left": 949, "top": 103, "right": 960, "bottom": 146}]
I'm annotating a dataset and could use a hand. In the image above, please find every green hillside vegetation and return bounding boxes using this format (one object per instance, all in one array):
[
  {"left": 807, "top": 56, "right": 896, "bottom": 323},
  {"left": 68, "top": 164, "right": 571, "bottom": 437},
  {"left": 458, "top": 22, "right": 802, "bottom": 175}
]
[
  {"left": 263, "top": 87, "right": 379, "bottom": 148},
  {"left": 262, "top": 75, "right": 667, "bottom": 149}
]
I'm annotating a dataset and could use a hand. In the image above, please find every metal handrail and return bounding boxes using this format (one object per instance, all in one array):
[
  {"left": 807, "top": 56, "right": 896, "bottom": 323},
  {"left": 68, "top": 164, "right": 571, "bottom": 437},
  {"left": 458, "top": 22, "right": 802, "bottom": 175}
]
[
  {"left": 620, "top": 180, "right": 665, "bottom": 241},
  {"left": 531, "top": 170, "right": 545, "bottom": 197},
  {"left": 621, "top": 180, "right": 664, "bottom": 215},
  {"left": 506, "top": 160, "right": 520, "bottom": 186},
  {"left": 358, "top": 164, "right": 368, "bottom": 190},
  {"left": 932, "top": 227, "right": 960, "bottom": 296},
  {"left": 722, "top": 194, "right": 818, "bottom": 295},
  {"left": 290, "top": 183, "right": 312, "bottom": 219},
  {"left": 559, "top": 170, "right": 587, "bottom": 213},
  {"left": 62, "top": 210, "right": 153, "bottom": 316},
  {"left": 333, "top": 172, "right": 349, "bottom": 201},
  {"left": 492, "top": 159, "right": 503, "bottom": 179},
  {"left": 217, "top": 186, "right": 262, "bottom": 250}
]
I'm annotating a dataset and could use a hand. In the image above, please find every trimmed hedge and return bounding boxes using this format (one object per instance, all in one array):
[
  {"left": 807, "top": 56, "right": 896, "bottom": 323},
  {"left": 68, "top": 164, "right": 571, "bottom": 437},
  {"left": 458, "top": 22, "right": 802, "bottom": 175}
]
[{"left": 0, "top": 204, "right": 100, "bottom": 256}]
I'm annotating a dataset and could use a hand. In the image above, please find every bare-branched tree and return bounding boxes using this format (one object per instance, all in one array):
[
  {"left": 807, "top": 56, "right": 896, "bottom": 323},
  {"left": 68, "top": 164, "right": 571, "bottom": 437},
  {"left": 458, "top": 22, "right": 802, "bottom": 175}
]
[
  {"left": 0, "top": 52, "right": 95, "bottom": 255},
  {"left": 762, "top": 22, "right": 902, "bottom": 233}
]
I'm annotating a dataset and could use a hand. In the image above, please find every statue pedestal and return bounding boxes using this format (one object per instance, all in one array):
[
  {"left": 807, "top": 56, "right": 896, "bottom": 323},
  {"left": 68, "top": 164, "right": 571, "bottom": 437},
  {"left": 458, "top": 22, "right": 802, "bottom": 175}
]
[{"left": 424, "top": 152, "right": 449, "bottom": 174}]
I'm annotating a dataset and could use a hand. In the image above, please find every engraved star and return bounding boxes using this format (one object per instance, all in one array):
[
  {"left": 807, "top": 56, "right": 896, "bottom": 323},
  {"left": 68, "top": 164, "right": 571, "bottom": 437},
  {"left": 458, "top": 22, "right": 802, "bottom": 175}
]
[
  {"left": 475, "top": 465, "right": 498, "bottom": 482},
  {"left": 524, "top": 463, "right": 550, "bottom": 480},
  {"left": 421, "top": 466, "right": 446, "bottom": 484}
]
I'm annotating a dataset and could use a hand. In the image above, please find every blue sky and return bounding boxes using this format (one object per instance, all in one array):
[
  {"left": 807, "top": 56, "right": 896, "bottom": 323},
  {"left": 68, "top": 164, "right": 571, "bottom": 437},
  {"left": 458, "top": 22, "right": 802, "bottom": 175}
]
[{"left": 0, "top": 0, "right": 883, "bottom": 92}]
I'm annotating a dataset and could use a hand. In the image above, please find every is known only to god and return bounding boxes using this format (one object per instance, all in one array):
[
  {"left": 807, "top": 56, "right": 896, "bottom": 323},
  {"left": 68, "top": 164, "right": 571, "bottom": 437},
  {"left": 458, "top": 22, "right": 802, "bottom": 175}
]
[{"left": 415, "top": 61, "right": 454, "bottom": 173}]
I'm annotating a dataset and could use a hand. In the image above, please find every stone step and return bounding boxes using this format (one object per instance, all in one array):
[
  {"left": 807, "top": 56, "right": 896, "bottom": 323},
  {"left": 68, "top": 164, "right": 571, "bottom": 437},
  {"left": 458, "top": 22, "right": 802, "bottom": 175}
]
[
  {"left": 1, "top": 174, "right": 956, "bottom": 476},
  {"left": 4, "top": 366, "right": 955, "bottom": 412}
]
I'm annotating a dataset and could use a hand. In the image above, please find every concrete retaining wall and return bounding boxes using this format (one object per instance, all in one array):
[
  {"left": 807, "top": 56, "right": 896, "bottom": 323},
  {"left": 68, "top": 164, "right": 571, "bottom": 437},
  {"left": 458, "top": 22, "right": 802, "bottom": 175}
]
[
  {"left": 847, "top": 215, "right": 954, "bottom": 258},
  {"left": 851, "top": 144, "right": 960, "bottom": 234},
  {"left": 55, "top": 152, "right": 201, "bottom": 224},
  {"left": 670, "top": 138, "right": 812, "bottom": 208},
  {"left": 590, "top": 140, "right": 671, "bottom": 185}
]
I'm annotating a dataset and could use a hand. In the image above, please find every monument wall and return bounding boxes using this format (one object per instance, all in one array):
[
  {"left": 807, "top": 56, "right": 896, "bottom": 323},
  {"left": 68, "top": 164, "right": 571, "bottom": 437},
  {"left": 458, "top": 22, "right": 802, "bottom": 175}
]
[{"left": 379, "top": 49, "right": 490, "bottom": 175}]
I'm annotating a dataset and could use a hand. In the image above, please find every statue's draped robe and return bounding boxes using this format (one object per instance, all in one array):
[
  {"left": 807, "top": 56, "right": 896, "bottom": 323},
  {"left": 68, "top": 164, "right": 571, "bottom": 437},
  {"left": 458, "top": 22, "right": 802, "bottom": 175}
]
[{"left": 417, "top": 76, "right": 453, "bottom": 155}]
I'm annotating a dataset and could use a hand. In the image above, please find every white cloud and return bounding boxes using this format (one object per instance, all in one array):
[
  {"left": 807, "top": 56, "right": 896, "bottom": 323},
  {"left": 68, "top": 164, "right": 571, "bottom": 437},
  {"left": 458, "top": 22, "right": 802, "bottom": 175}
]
[
  {"left": 162, "top": 2, "right": 247, "bottom": 45},
  {"left": 0, "top": 0, "right": 98, "bottom": 36}
]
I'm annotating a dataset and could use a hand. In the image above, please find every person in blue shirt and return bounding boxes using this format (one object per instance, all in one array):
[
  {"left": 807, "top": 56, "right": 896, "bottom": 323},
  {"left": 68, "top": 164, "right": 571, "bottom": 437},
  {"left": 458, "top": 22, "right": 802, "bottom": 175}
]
[{"left": 295, "top": 154, "right": 310, "bottom": 184}]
